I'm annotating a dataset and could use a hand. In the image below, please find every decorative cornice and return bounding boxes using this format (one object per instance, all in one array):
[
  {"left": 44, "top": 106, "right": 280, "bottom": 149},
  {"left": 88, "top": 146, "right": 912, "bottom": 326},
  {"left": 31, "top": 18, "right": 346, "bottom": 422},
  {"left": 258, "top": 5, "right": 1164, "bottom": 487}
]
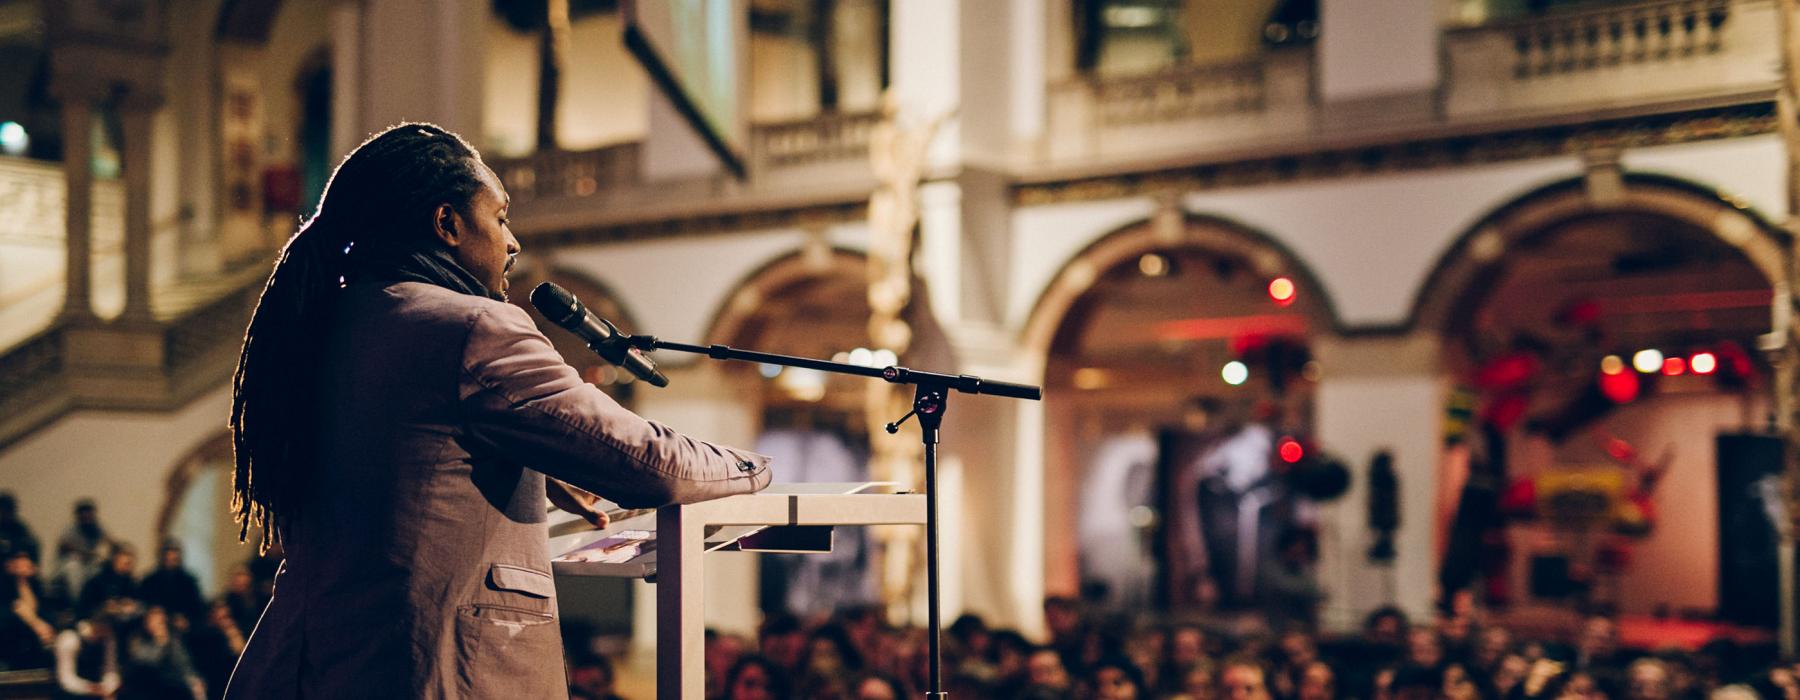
[
  {"left": 1013, "top": 101, "right": 1776, "bottom": 206},
  {"left": 531, "top": 198, "right": 870, "bottom": 248}
]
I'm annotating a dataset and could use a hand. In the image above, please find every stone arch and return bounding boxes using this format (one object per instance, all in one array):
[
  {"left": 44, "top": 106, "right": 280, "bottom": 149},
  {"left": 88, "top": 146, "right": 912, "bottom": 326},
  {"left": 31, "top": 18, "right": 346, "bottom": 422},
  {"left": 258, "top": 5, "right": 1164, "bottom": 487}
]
[
  {"left": 1411, "top": 172, "right": 1790, "bottom": 335},
  {"left": 1019, "top": 212, "right": 1342, "bottom": 369},
  {"left": 703, "top": 246, "right": 868, "bottom": 346}
]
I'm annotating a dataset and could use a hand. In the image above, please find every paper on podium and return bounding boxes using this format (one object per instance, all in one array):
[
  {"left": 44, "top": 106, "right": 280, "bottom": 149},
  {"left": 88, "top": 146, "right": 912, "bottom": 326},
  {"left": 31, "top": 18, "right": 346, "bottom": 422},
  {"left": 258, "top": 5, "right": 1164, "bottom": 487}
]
[{"left": 546, "top": 482, "right": 892, "bottom": 579}]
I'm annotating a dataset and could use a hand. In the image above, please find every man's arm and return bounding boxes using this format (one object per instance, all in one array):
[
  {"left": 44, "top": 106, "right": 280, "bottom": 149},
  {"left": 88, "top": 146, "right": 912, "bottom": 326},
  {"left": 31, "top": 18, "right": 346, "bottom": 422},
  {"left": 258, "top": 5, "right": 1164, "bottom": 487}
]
[{"left": 460, "top": 302, "right": 771, "bottom": 508}]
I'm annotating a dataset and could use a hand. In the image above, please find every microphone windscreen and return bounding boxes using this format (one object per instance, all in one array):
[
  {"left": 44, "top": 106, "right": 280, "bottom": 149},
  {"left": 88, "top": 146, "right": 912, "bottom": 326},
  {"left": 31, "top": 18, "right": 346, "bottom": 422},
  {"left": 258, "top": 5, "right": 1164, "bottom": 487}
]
[{"left": 529, "top": 282, "right": 581, "bottom": 326}]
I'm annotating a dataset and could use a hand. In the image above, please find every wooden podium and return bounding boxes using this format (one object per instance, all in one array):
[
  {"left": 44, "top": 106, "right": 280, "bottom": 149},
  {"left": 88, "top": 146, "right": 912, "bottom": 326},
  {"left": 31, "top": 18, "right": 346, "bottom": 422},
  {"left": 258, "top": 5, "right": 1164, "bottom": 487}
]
[{"left": 548, "top": 483, "right": 927, "bottom": 700}]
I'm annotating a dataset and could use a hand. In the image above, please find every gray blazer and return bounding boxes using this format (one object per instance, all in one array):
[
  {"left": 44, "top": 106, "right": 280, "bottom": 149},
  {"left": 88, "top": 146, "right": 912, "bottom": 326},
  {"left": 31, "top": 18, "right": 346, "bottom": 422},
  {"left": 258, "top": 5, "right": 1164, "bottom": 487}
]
[{"left": 224, "top": 282, "right": 771, "bottom": 699}]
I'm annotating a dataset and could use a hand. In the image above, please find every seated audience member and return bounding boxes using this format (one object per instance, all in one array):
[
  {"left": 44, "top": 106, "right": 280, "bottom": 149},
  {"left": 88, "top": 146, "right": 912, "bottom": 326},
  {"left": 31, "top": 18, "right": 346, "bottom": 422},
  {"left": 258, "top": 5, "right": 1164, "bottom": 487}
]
[
  {"left": 758, "top": 612, "right": 807, "bottom": 675},
  {"left": 705, "top": 627, "right": 747, "bottom": 699},
  {"left": 120, "top": 605, "right": 204, "bottom": 699},
  {"left": 77, "top": 547, "right": 138, "bottom": 619},
  {"left": 1627, "top": 657, "right": 1674, "bottom": 700},
  {"left": 0, "top": 493, "right": 40, "bottom": 563},
  {"left": 723, "top": 655, "right": 792, "bottom": 700},
  {"left": 1220, "top": 657, "right": 1271, "bottom": 700},
  {"left": 852, "top": 671, "right": 909, "bottom": 700},
  {"left": 566, "top": 651, "right": 623, "bottom": 700},
  {"left": 1024, "top": 645, "right": 1074, "bottom": 697},
  {"left": 0, "top": 549, "right": 52, "bottom": 670},
  {"left": 1296, "top": 661, "right": 1337, "bottom": 700},
  {"left": 184, "top": 602, "right": 246, "bottom": 700},
  {"left": 138, "top": 542, "right": 205, "bottom": 625},
  {"left": 1086, "top": 656, "right": 1147, "bottom": 700},
  {"left": 55, "top": 614, "right": 120, "bottom": 698}
]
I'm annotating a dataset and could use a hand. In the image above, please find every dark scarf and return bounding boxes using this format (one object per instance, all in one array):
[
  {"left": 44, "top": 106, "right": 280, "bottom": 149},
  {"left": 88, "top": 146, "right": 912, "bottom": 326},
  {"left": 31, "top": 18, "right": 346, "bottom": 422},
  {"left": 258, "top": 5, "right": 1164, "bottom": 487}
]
[{"left": 338, "top": 231, "right": 500, "bottom": 301}]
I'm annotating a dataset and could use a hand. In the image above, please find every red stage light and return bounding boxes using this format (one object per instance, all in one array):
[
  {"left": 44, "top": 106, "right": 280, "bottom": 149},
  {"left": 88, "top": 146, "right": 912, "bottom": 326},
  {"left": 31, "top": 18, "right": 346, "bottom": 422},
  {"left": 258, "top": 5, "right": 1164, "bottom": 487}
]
[
  {"left": 1598, "top": 368, "right": 1639, "bottom": 404},
  {"left": 1661, "top": 357, "right": 1686, "bottom": 376},
  {"left": 1268, "top": 277, "right": 1296, "bottom": 306},
  {"left": 1690, "top": 351, "right": 1717, "bottom": 375},
  {"left": 1278, "top": 438, "right": 1304, "bottom": 463}
]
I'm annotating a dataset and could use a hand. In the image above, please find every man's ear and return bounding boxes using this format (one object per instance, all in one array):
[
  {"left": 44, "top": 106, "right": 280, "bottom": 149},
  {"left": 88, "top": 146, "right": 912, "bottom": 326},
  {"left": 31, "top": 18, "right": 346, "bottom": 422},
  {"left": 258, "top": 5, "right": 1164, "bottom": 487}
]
[{"left": 431, "top": 203, "right": 460, "bottom": 248}]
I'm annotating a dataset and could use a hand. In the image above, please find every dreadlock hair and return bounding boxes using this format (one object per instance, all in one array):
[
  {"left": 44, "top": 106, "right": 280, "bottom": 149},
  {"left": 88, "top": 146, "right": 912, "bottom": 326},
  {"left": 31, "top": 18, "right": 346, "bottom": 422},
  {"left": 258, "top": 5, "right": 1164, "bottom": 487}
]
[{"left": 229, "top": 123, "right": 488, "bottom": 551}]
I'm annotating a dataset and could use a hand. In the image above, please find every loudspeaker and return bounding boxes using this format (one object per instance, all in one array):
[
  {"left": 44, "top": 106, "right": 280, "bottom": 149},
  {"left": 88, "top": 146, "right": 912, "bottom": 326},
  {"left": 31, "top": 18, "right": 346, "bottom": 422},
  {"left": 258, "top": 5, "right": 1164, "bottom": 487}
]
[{"left": 1717, "top": 433, "right": 1786, "bottom": 627}]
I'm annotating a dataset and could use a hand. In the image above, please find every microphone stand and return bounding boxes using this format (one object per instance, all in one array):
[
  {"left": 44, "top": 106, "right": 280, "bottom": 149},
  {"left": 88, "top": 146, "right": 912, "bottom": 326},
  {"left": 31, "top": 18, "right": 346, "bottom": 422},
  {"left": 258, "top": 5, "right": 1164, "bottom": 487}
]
[{"left": 619, "top": 336, "right": 1041, "bottom": 699}]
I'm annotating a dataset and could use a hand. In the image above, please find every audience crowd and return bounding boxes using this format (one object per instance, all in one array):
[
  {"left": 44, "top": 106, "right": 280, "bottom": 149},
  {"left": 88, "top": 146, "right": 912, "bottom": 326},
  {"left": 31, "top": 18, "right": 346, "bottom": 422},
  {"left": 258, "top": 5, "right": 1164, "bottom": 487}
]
[{"left": 3, "top": 491, "right": 1798, "bottom": 700}]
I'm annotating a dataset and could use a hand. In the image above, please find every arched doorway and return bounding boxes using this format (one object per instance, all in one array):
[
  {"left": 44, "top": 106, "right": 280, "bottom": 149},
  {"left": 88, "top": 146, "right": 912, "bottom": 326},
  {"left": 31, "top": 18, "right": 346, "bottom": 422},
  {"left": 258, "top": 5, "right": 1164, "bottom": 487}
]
[
  {"left": 1026, "top": 213, "right": 1344, "bottom": 619},
  {"left": 1417, "top": 175, "right": 1788, "bottom": 636},
  {"left": 705, "top": 245, "right": 948, "bottom": 619}
]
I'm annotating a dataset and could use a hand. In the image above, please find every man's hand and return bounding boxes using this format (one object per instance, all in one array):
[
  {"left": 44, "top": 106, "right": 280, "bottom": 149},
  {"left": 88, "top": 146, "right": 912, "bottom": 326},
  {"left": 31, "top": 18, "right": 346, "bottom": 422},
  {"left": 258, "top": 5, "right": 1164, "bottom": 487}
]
[{"left": 547, "top": 479, "right": 610, "bottom": 529}]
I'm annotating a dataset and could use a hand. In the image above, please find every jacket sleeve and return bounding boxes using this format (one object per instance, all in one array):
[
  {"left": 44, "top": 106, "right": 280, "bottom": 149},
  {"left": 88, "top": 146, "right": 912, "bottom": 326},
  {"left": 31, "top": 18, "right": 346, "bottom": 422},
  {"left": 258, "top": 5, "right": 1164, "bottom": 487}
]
[{"left": 458, "top": 302, "right": 772, "bottom": 508}]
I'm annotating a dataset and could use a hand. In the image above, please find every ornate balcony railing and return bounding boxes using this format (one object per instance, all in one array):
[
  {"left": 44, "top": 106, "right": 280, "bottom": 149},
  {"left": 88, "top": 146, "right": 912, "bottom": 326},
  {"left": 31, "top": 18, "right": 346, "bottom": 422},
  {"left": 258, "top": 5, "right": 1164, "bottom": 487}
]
[
  {"left": 750, "top": 109, "right": 881, "bottom": 170},
  {"left": 1443, "top": 0, "right": 1775, "bottom": 118},
  {"left": 492, "top": 142, "right": 642, "bottom": 205},
  {"left": 1043, "top": 47, "right": 1314, "bottom": 164},
  {"left": 1500, "top": 0, "right": 1730, "bottom": 78}
]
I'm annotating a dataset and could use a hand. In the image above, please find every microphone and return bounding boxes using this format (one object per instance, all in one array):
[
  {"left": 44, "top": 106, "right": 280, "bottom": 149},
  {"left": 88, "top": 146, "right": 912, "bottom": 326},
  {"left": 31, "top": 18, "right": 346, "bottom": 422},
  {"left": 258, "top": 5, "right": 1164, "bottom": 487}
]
[{"left": 529, "top": 282, "right": 670, "bottom": 388}]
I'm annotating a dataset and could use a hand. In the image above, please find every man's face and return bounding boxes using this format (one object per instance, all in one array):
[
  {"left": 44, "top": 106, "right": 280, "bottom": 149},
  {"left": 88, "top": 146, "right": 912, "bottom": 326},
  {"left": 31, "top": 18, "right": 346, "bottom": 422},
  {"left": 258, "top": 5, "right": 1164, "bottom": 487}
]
[
  {"left": 1095, "top": 666, "right": 1138, "bottom": 700},
  {"left": 1222, "top": 665, "right": 1268, "bottom": 700},
  {"left": 444, "top": 165, "right": 519, "bottom": 299},
  {"left": 1028, "top": 650, "right": 1069, "bottom": 689}
]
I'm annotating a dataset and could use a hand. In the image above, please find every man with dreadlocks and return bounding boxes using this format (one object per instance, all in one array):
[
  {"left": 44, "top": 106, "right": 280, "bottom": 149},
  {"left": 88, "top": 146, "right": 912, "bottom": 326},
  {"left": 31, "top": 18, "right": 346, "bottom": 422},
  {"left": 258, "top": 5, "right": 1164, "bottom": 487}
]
[{"left": 222, "top": 123, "right": 771, "bottom": 699}]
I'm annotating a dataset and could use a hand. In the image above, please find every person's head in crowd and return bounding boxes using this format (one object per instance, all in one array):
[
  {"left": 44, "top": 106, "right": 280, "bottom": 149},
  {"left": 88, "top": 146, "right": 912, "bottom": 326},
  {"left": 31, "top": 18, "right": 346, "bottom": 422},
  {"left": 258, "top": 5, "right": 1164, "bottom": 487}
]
[
  {"left": 1277, "top": 528, "right": 1319, "bottom": 567},
  {"left": 801, "top": 623, "right": 864, "bottom": 679},
  {"left": 138, "top": 605, "right": 170, "bottom": 642},
  {"left": 990, "top": 629, "right": 1032, "bottom": 681},
  {"left": 1626, "top": 658, "right": 1672, "bottom": 700},
  {"left": 838, "top": 604, "right": 883, "bottom": 657},
  {"left": 1405, "top": 627, "right": 1444, "bottom": 668},
  {"left": 1767, "top": 666, "right": 1800, "bottom": 700},
  {"left": 1088, "top": 656, "right": 1146, "bottom": 700},
  {"left": 1296, "top": 661, "right": 1336, "bottom": 700},
  {"left": 0, "top": 492, "right": 17, "bottom": 523},
  {"left": 73, "top": 499, "right": 99, "bottom": 535},
  {"left": 852, "top": 672, "right": 907, "bottom": 700},
  {"left": 1576, "top": 615, "right": 1619, "bottom": 665},
  {"left": 1371, "top": 667, "right": 1397, "bottom": 700},
  {"left": 207, "top": 601, "right": 239, "bottom": 634},
  {"left": 1475, "top": 625, "right": 1514, "bottom": 670},
  {"left": 724, "top": 655, "right": 790, "bottom": 700},
  {"left": 800, "top": 672, "right": 851, "bottom": 700},
  {"left": 1179, "top": 659, "right": 1218, "bottom": 700},
  {"left": 106, "top": 545, "right": 134, "bottom": 577},
  {"left": 1044, "top": 596, "right": 1083, "bottom": 642},
  {"left": 759, "top": 612, "right": 807, "bottom": 672},
  {"left": 565, "top": 652, "right": 616, "bottom": 700},
  {"left": 1441, "top": 662, "right": 1483, "bottom": 700},
  {"left": 947, "top": 613, "right": 990, "bottom": 659},
  {"left": 1220, "top": 656, "right": 1271, "bottom": 700},
  {"left": 1493, "top": 653, "right": 1532, "bottom": 697},
  {"left": 1710, "top": 685, "right": 1760, "bottom": 700},
  {"left": 1278, "top": 629, "right": 1318, "bottom": 669},
  {"left": 3, "top": 549, "right": 34, "bottom": 582},
  {"left": 1027, "top": 646, "right": 1072, "bottom": 691},
  {"left": 1169, "top": 624, "right": 1208, "bottom": 670},
  {"left": 157, "top": 541, "right": 184, "bottom": 571},
  {"left": 1561, "top": 670, "right": 1609, "bottom": 700},
  {"left": 1364, "top": 606, "right": 1410, "bottom": 647},
  {"left": 1125, "top": 625, "right": 1165, "bottom": 685},
  {"left": 705, "top": 628, "right": 747, "bottom": 698},
  {"left": 229, "top": 123, "right": 516, "bottom": 552},
  {"left": 226, "top": 566, "right": 253, "bottom": 596}
]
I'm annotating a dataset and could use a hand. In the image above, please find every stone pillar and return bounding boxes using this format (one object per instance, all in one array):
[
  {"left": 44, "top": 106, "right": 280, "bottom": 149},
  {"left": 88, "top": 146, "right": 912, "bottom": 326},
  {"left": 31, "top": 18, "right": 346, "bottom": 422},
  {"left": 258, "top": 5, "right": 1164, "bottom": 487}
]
[
  {"left": 1311, "top": 333, "right": 1445, "bottom": 631},
  {"left": 118, "top": 94, "right": 161, "bottom": 322},
  {"left": 58, "top": 92, "right": 96, "bottom": 321}
]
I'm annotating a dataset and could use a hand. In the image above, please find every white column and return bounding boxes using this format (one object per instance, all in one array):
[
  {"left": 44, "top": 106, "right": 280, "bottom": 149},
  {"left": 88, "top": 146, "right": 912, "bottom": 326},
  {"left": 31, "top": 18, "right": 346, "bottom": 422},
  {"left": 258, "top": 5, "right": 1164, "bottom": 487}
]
[
  {"left": 1311, "top": 333, "right": 1445, "bottom": 630},
  {"left": 357, "top": 0, "right": 486, "bottom": 140}
]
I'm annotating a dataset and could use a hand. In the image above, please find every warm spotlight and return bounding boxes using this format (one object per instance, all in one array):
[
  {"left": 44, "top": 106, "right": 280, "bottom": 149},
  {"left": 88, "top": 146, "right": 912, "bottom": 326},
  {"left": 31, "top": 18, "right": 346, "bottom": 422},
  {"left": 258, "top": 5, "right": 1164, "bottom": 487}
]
[
  {"left": 1662, "top": 357, "right": 1686, "bottom": 376},
  {"left": 1222, "top": 361, "right": 1249, "bottom": 386},
  {"left": 1268, "top": 277, "right": 1296, "bottom": 306},
  {"left": 1690, "top": 351, "right": 1717, "bottom": 375},
  {"left": 1632, "top": 349, "right": 1663, "bottom": 374},
  {"left": 1138, "top": 253, "right": 1170, "bottom": 277},
  {"left": 1600, "top": 355, "right": 1624, "bottom": 375}
]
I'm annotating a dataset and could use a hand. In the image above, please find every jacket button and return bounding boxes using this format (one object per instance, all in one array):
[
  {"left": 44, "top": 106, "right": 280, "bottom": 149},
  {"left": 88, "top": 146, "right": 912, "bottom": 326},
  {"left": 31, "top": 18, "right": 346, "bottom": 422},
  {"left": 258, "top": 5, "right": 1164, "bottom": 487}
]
[{"left": 737, "top": 459, "right": 756, "bottom": 472}]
